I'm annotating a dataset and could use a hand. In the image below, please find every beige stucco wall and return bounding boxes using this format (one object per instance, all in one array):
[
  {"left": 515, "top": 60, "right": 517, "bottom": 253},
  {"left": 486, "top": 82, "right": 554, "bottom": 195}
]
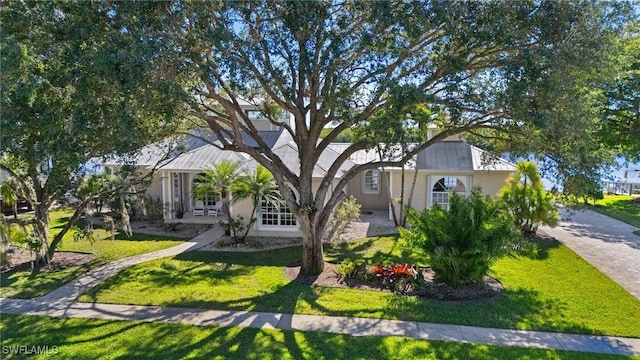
[
  {"left": 388, "top": 170, "right": 512, "bottom": 220},
  {"left": 347, "top": 171, "right": 389, "bottom": 210},
  {"left": 472, "top": 171, "right": 511, "bottom": 196}
]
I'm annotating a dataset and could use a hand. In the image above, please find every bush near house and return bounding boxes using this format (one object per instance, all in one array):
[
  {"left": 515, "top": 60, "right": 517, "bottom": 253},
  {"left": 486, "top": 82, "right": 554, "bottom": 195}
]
[
  {"left": 500, "top": 161, "right": 559, "bottom": 235},
  {"left": 400, "top": 187, "right": 526, "bottom": 287}
]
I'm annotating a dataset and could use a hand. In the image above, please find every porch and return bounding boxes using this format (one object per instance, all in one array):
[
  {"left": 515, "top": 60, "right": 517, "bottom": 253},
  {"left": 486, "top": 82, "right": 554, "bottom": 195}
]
[{"left": 165, "top": 211, "right": 227, "bottom": 224}]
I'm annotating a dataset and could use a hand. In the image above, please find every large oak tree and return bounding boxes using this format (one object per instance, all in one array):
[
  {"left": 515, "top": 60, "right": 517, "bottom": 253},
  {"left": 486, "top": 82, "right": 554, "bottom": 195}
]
[
  {"left": 156, "top": 1, "right": 631, "bottom": 274},
  {"left": 0, "top": 1, "right": 189, "bottom": 265}
]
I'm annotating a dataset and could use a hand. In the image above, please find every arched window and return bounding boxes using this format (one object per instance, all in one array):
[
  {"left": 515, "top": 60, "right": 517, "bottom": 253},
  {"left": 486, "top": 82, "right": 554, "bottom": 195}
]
[
  {"left": 192, "top": 174, "right": 220, "bottom": 207},
  {"left": 260, "top": 190, "right": 297, "bottom": 228},
  {"left": 431, "top": 176, "right": 466, "bottom": 210},
  {"left": 362, "top": 169, "right": 380, "bottom": 194}
]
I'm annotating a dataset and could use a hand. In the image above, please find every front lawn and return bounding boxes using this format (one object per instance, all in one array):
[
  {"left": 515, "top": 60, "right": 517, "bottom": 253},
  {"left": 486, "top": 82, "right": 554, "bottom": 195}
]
[
  {"left": 79, "top": 236, "right": 640, "bottom": 338},
  {"left": 1, "top": 209, "right": 185, "bottom": 299},
  {"left": 585, "top": 195, "right": 640, "bottom": 228},
  {"left": 1, "top": 314, "right": 635, "bottom": 360}
]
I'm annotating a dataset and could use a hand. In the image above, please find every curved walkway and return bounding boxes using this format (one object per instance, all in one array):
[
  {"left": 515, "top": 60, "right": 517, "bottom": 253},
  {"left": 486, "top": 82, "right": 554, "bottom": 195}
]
[
  {"left": 2, "top": 219, "right": 640, "bottom": 356},
  {"left": 540, "top": 205, "right": 640, "bottom": 300},
  {"left": 37, "top": 226, "right": 224, "bottom": 306}
]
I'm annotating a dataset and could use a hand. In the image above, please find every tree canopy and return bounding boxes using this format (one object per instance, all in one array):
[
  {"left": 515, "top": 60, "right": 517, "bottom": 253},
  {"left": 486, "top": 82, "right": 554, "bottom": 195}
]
[
  {"left": 139, "top": 0, "right": 633, "bottom": 274},
  {"left": 0, "top": 1, "right": 189, "bottom": 265},
  {"left": 2, "top": 1, "right": 634, "bottom": 275}
]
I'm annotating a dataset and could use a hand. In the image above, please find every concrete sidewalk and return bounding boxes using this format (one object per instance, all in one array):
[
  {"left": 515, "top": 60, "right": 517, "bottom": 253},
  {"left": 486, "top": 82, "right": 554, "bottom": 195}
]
[
  {"left": 37, "top": 226, "right": 224, "bottom": 305},
  {"left": 540, "top": 205, "right": 640, "bottom": 300},
  {"left": 2, "top": 298, "right": 639, "bottom": 356}
]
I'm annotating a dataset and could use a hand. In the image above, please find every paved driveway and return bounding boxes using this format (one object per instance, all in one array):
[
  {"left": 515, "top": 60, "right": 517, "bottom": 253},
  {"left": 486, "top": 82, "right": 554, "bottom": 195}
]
[{"left": 540, "top": 206, "right": 640, "bottom": 300}]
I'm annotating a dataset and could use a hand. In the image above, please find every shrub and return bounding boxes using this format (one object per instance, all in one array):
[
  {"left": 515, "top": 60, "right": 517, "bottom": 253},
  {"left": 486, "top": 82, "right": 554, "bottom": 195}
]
[
  {"left": 500, "top": 161, "right": 559, "bottom": 235},
  {"left": 325, "top": 196, "right": 361, "bottom": 242},
  {"left": 370, "top": 263, "right": 418, "bottom": 294},
  {"left": 334, "top": 261, "right": 365, "bottom": 280},
  {"left": 400, "top": 187, "right": 525, "bottom": 287}
]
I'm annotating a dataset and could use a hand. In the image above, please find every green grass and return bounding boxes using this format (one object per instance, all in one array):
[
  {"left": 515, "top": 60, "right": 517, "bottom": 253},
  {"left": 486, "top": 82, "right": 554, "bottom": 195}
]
[
  {"left": 1, "top": 209, "right": 185, "bottom": 299},
  {"left": 79, "top": 236, "right": 640, "bottom": 338},
  {"left": 585, "top": 195, "right": 640, "bottom": 228},
  {"left": 1, "top": 314, "right": 636, "bottom": 360}
]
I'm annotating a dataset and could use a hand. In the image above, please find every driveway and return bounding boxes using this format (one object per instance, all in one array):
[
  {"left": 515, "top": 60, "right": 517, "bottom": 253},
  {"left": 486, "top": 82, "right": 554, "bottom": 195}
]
[{"left": 540, "top": 205, "right": 640, "bottom": 300}]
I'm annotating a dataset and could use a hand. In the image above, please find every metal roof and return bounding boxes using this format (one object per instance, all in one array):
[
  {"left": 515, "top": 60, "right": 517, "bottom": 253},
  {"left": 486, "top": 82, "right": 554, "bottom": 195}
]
[
  {"left": 160, "top": 144, "right": 249, "bottom": 171},
  {"left": 416, "top": 142, "right": 515, "bottom": 172}
]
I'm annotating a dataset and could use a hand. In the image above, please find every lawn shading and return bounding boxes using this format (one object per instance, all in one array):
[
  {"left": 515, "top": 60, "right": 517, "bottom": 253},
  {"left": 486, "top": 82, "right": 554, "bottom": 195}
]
[
  {"left": 79, "top": 236, "right": 640, "bottom": 338},
  {"left": 1, "top": 314, "right": 636, "bottom": 360},
  {"left": 589, "top": 196, "right": 640, "bottom": 228},
  {"left": 1, "top": 209, "right": 185, "bottom": 299}
]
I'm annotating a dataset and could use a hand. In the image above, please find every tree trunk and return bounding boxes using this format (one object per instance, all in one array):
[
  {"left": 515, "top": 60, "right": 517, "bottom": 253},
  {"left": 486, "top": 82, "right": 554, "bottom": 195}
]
[
  {"left": 299, "top": 216, "right": 325, "bottom": 275},
  {"left": 404, "top": 161, "right": 420, "bottom": 227},
  {"left": 32, "top": 203, "right": 51, "bottom": 272}
]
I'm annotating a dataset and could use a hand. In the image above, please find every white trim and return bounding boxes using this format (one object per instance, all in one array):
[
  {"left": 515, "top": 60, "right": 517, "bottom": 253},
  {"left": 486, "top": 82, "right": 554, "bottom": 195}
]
[
  {"left": 257, "top": 189, "right": 299, "bottom": 231},
  {"left": 362, "top": 169, "right": 381, "bottom": 194},
  {"left": 428, "top": 175, "right": 469, "bottom": 210},
  {"left": 388, "top": 171, "right": 394, "bottom": 221}
]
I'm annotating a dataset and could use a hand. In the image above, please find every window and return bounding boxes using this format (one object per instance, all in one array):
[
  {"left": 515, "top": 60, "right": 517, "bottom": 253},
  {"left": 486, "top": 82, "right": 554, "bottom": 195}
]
[
  {"left": 172, "top": 173, "right": 182, "bottom": 203},
  {"left": 260, "top": 191, "right": 297, "bottom": 228},
  {"left": 245, "top": 110, "right": 264, "bottom": 120},
  {"left": 362, "top": 170, "right": 380, "bottom": 194},
  {"left": 431, "top": 176, "right": 466, "bottom": 210}
]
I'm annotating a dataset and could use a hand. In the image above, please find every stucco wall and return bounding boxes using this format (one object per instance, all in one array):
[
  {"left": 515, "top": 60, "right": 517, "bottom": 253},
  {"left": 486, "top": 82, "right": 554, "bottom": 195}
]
[
  {"left": 347, "top": 171, "right": 389, "bottom": 210},
  {"left": 388, "top": 170, "right": 512, "bottom": 220},
  {"left": 472, "top": 171, "right": 511, "bottom": 196}
]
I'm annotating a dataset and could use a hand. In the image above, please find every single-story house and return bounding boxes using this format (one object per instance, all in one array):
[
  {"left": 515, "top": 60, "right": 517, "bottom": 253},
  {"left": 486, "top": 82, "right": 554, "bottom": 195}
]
[{"left": 104, "top": 105, "right": 516, "bottom": 237}]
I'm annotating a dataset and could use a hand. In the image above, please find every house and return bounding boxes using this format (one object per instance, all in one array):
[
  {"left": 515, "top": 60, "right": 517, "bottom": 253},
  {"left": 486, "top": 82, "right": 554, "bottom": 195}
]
[{"left": 104, "top": 105, "right": 516, "bottom": 237}]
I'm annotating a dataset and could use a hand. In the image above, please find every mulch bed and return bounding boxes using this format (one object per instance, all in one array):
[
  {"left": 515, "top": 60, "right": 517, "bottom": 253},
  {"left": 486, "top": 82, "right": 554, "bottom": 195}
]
[
  {"left": 284, "top": 261, "right": 503, "bottom": 301},
  {"left": 1, "top": 246, "right": 95, "bottom": 273}
]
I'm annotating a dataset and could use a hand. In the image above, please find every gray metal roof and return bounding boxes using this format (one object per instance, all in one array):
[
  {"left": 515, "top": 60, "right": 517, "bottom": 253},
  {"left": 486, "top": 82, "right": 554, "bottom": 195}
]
[
  {"left": 102, "top": 138, "right": 177, "bottom": 167},
  {"left": 328, "top": 143, "right": 381, "bottom": 164},
  {"left": 244, "top": 142, "right": 355, "bottom": 178},
  {"left": 416, "top": 142, "right": 515, "bottom": 172},
  {"left": 160, "top": 144, "right": 249, "bottom": 171}
]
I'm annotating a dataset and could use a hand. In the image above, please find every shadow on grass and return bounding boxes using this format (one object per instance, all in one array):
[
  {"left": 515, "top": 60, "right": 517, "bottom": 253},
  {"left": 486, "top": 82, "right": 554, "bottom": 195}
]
[
  {"left": 526, "top": 236, "right": 563, "bottom": 260},
  {"left": 0, "top": 260, "right": 99, "bottom": 299},
  {"left": 324, "top": 236, "right": 425, "bottom": 265},
  {"left": 1, "top": 314, "right": 623, "bottom": 359},
  {"left": 82, "top": 243, "right": 601, "bottom": 336}
]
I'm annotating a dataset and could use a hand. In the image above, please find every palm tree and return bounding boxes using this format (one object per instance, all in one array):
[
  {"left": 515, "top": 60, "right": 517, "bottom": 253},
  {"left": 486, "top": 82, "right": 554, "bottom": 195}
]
[
  {"left": 193, "top": 159, "right": 244, "bottom": 219},
  {"left": 235, "top": 165, "right": 281, "bottom": 241}
]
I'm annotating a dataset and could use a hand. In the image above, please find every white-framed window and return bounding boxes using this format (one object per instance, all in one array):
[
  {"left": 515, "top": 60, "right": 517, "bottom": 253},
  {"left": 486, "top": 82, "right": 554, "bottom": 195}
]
[
  {"left": 245, "top": 109, "right": 264, "bottom": 120},
  {"left": 260, "top": 191, "right": 297, "bottom": 228},
  {"left": 258, "top": 190, "right": 298, "bottom": 230},
  {"left": 172, "top": 173, "right": 182, "bottom": 203},
  {"left": 362, "top": 169, "right": 380, "bottom": 194},
  {"left": 431, "top": 176, "right": 466, "bottom": 210}
]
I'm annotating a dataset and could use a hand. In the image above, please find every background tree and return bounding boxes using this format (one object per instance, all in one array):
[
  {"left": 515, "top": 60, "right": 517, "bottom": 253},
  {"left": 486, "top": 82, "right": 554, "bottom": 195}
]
[
  {"left": 466, "top": 5, "right": 638, "bottom": 193},
  {"left": 0, "top": 177, "right": 24, "bottom": 220},
  {"left": 500, "top": 161, "right": 559, "bottom": 235},
  {"left": 599, "top": 23, "right": 640, "bottom": 161},
  {"left": 156, "top": 1, "right": 631, "bottom": 274},
  {"left": 0, "top": 2, "right": 188, "bottom": 267},
  {"left": 562, "top": 173, "right": 605, "bottom": 205}
]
